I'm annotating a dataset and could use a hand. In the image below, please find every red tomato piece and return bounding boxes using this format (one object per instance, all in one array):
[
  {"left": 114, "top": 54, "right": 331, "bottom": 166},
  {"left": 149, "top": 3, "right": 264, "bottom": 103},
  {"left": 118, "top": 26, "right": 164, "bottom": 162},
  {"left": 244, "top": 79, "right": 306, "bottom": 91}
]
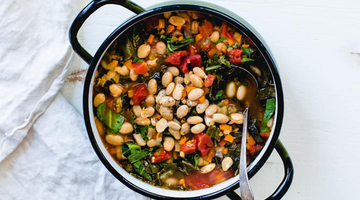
[
  {"left": 132, "top": 83, "right": 149, "bottom": 105},
  {"left": 248, "top": 144, "right": 263, "bottom": 155},
  {"left": 165, "top": 50, "right": 188, "bottom": 65},
  {"left": 188, "top": 44, "right": 200, "bottom": 56},
  {"left": 179, "top": 54, "right": 202, "bottom": 74},
  {"left": 198, "top": 21, "right": 213, "bottom": 38},
  {"left": 180, "top": 139, "right": 197, "bottom": 154},
  {"left": 218, "top": 138, "right": 227, "bottom": 147},
  {"left": 204, "top": 74, "right": 216, "bottom": 88},
  {"left": 194, "top": 133, "right": 213, "bottom": 156},
  {"left": 132, "top": 62, "right": 149, "bottom": 75},
  {"left": 184, "top": 169, "right": 234, "bottom": 190},
  {"left": 150, "top": 148, "right": 172, "bottom": 164},
  {"left": 106, "top": 98, "right": 116, "bottom": 112},
  {"left": 227, "top": 49, "right": 243, "bottom": 65},
  {"left": 202, "top": 147, "right": 215, "bottom": 162},
  {"left": 221, "top": 22, "right": 237, "bottom": 45}
]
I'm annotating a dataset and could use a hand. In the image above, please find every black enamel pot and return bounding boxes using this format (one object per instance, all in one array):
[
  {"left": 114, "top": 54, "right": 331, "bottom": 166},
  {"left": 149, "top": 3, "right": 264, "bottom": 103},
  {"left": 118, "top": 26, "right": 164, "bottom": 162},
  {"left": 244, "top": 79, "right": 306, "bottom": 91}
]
[{"left": 69, "top": 0, "right": 294, "bottom": 199}]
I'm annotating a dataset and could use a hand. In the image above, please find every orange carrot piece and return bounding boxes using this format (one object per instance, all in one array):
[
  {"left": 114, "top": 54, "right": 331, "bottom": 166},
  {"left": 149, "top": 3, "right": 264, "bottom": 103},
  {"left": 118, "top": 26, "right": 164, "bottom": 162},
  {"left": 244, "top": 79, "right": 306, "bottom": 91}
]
[
  {"left": 224, "top": 134, "right": 234, "bottom": 143},
  {"left": 219, "top": 124, "right": 232, "bottom": 133},
  {"left": 167, "top": 25, "right": 175, "bottom": 34},
  {"left": 247, "top": 136, "right": 256, "bottom": 146},
  {"left": 195, "top": 33, "right": 203, "bottom": 42},
  {"left": 147, "top": 34, "right": 154, "bottom": 44},
  {"left": 260, "top": 132, "right": 271, "bottom": 138},
  {"left": 198, "top": 95, "right": 206, "bottom": 103},
  {"left": 179, "top": 137, "right": 188, "bottom": 145},
  {"left": 124, "top": 60, "right": 132, "bottom": 69},
  {"left": 186, "top": 86, "right": 196, "bottom": 95},
  {"left": 222, "top": 148, "right": 228, "bottom": 155}
]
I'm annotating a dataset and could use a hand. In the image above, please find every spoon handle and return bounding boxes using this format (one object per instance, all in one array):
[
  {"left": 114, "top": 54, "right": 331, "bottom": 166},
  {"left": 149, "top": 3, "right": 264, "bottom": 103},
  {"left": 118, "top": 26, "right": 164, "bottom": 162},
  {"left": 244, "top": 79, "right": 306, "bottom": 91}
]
[{"left": 239, "top": 107, "right": 254, "bottom": 200}]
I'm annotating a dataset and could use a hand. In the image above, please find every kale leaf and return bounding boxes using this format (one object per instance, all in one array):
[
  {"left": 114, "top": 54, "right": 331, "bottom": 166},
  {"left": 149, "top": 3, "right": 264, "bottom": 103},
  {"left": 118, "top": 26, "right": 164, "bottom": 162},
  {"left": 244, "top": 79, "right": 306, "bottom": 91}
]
[
  {"left": 96, "top": 103, "right": 124, "bottom": 133},
  {"left": 261, "top": 98, "right": 276, "bottom": 132}
]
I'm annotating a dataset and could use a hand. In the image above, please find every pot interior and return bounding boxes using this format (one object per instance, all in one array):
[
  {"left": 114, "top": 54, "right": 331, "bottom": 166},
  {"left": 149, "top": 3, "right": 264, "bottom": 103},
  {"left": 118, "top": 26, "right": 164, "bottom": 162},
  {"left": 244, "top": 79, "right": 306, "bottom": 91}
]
[{"left": 85, "top": 5, "right": 282, "bottom": 199}]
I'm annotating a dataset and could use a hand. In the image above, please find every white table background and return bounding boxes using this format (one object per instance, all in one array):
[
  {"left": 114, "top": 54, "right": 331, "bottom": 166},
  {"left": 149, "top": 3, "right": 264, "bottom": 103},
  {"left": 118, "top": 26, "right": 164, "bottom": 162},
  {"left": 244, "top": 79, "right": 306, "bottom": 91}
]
[{"left": 61, "top": 0, "right": 360, "bottom": 199}]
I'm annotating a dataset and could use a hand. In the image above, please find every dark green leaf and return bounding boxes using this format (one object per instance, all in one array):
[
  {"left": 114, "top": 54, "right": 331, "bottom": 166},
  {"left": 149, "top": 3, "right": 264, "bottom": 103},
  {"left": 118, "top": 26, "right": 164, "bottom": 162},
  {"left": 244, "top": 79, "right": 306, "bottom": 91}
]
[
  {"left": 133, "top": 161, "right": 152, "bottom": 181},
  {"left": 122, "top": 143, "right": 149, "bottom": 163},
  {"left": 206, "top": 125, "right": 221, "bottom": 141},
  {"left": 218, "top": 55, "right": 230, "bottom": 68},
  {"left": 241, "top": 58, "right": 254, "bottom": 62},
  {"left": 194, "top": 154, "right": 199, "bottom": 169},
  {"left": 248, "top": 119, "right": 262, "bottom": 143},
  {"left": 261, "top": 98, "right": 276, "bottom": 132},
  {"left": 121, "top": 38, "right": 135, "bottom": 60},
  {"left": 258, "top": 87, "right": 275, "bottom": 100},
  {"left": 132, "top": 54, "right": 144, "bottom": 63},
  {"left": 212, "top": 36, "right": 227, "bottom": 44},
  {"left": 241, "top": 47, "right": 251, "bottom": 57},
  {"left": 215, "top": 90, "right": 226, "bottom": 100},
  {"left": 96, "top": 103, "right": 124, "bottom": 133},
  {"left": 229, "top": 42, "right": 240, "bottom": 49},
  {"left": 166, "top": 37, "right": 194, "bottom": 54},
  {"left": 205, "top": 65, "right": 222, "bottom": 72}
]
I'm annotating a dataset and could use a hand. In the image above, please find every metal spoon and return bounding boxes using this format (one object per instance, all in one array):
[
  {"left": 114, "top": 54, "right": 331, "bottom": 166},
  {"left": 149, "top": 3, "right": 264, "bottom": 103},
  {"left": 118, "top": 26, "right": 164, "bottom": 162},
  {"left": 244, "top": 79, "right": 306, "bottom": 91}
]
[{"left": 239, "top": 107, "right": 254, "bottom": 200}]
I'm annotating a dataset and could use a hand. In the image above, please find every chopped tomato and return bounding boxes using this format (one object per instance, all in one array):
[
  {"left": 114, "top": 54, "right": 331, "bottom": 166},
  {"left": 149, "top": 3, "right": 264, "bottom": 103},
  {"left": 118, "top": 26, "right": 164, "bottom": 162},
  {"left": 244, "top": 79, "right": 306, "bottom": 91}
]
[
  {"left": 184, "top": 169, "right": 234, "bottom": 190},
  {"left": 218, "top": 138, "right": 227, "bottom": 147},
  {"left": 187, "top": 44, "right": 199, "bottom": 56},
  {"left": 221, "top": 22, "right": 237, "bottom": 45},
  {"left": 204, "top": 74, "right": 216, "bottom": 87},
  {"left": 194, "top": 133, "right": 213, "bottom": 156},
  {"left": 198, "top": 21, "right": 213, "bottom": 38},
  {"left": 150, "top": 148, "right": 172, "bottom": 163},
  {"left": 132, "top": 62, "right": 149, "bottom": 74},
  {"left": 260, "top": 132, "right": 271, "bottom": 138},
  {"left": 179, "top": 54, "right": 202, "bottom": 73},
  {"left": 180, "top": 139, "right": 197, "bottom": 154},
  {"left": 202, "top": 147, "right": 215, "bottom": 162},
  {"left": 132, "top": 83, "right": 149, "bottom": 105},
  {"left": 248, "top": 144, "right": 262, "bottom": 155},
  {"left": 106, "top": 98, "right": 116, "bottom": 112},
  {"left": 165, "top": 50, "right": 188, "bottom": 65},
  {"left": 227, "top": 49, "right": 243, "bottom": 64}
]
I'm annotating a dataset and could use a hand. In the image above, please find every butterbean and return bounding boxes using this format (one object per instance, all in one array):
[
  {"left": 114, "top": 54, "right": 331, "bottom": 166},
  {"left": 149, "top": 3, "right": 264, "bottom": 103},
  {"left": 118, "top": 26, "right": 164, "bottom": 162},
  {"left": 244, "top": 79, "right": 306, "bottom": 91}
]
[
  {"left": 205, "top": 104, "right": 218, "bottom": 116},
  {"left": 159, "top": 96, "right": 176, "bottom": 107},
  {"left": 137, "top": 44, "right": 151, "bottom": 58},
  {"left": 187, "top": 116, "right": 203, "bottom": 124},
  {"left": 94, "top": 93, "right": 105, "bottom": 107},
  {"left": 204, "top": 115, "right": 214, "bottom": 126},
  {"left": 200, "top": 163, "right": 216, "bottom": 173},
  {"left": 163, "top": 137, "right": 175, "bottom": 151},
  {"left": 190, "top": 74, "right": 203, "bottom": 88},
  {"left": 142, "top": 107, "right": 155, "bottom": 118},
  {"left": 135, "top": 117, "right": 151, "bottom": 126},
  {"left": 166, "top": 82, "right": 175, "bottom": 95},
  {"left": 210, "top": 31, "right": 220, "bottom": 43},
  {"left": 184, "top": 72, "right": 191, "bottom": 85},
  {"left": 145, "top": 95, "right": 155, "bottom": 106},
  {"left": 109, "top": 84, "right": 123, "bottom": 98},
  {"left": 236, "top": 85, "right": 247, "bottom": 101},
  {"left": 169, "top": 128, "right": 181, "bottom": 140},
  {"left": 168, "top": 121, "right": 181, "bottom": 130},
  {"left": 133, "top": 105, "right": 142, "bottom": 117},
  {"left": 159, "top": 106, "right": 173, "bottom": 120},
  {"left": 212, "top": 113, "right": 229, "bottom": 124},
  {"left": 105, "top": 134, "right": 124, "bottom": 146},
  {"left": 172, "top": 84, "right": 185, "bottom": 100},
  {"left": 162, "top": 72, "right": 173, "bottom": 87},
  {"left": 147, "top": 138, "right": 162, "bottom": 147},
  {"left": 180, "top": 123, "right": 190, "bottom": 135},
  {"left": 222, "top": 157, "right": 234, "bottom": 171},
  {"left": 192, "top": 67, "right": 206, "bottom": 79},
  {"left": 191, "top": 123, "right": 206, "bottom": 134},
  {"left": 147, "top": 79, "right": 158, "bottom": 95},
  {"left": 119, "top": 122, "right": 133, "bottom": 134},
  {"left": 174, "top": 76, "right": 184, "bottom": 84},
  {"left": 156, "top": 118, "right": 168, "bottom": 133},
  {"left": 169, "top": 16, "right": 186, "bottom": 27},
  {"left": 231, "top": 113, "right": 244, "bottom": 124},
  {"left": 133, "top": 134, "right": 146, "bottom": 146},
  {"left": 95, "top": 117, "right": 106, "bottom": 136},
  {"left": 156, "top": 89, "right": 166, "bottom": 104},
  {"left": 226, "top": 82, "right": 236, "bottom": 98},
  {"left": 155, "top": 41, "right": 166, "bottom": 55},
  {"left": 114, "top": 65, "right": 129, "bottom": 76},
  {"left": 167, "top": 66, "right": 180, "bottom": 76},
  {"left": 130, "top": 69, "right": 138, "bottom": 81},
  {"left": 196, "top": 99, "right": 209, "bottom": 114},
  {"left": 186, "top": 99, "right": 198, "bottom": 107},
  {"left": 188, "top": 88, "right": 204, "bottom": 100},
  {"left": 176, "top": 105, "right": 189, "bottom": 118}
]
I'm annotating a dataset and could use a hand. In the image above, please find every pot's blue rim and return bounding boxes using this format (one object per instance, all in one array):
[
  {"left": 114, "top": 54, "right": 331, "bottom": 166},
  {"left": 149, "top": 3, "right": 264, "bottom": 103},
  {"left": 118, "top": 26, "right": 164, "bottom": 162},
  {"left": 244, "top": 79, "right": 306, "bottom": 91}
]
[{"left": 83, "top": 4, "right": 284, "bottom": 200}]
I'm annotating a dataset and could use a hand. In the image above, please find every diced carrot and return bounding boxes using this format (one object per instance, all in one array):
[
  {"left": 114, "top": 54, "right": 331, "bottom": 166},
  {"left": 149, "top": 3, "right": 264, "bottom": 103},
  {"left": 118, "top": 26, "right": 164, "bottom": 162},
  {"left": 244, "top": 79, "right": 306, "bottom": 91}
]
[
  {"left": 242, "top": 44, "right": 250, "bottom": 48},
  {"left": 172, "top": 35, "right": 178, "bottom": 41},
  {"left": 247, "top": 136, "right": 256, "bottom": 146},
  {"left": 222, "top": 148, "right": 228, "bottom": 155},
  {"left": 179, "top": 178, "right": 186, "bottom": 188},
  {"left": 234, "top": 32, "right": 242, "bottom": 43},
  {"left": 128, "top": 89, "right": 134, "bottom": 98},
  {"left": 143, "top": 72, "right": 150, "bottom": 77},
  {"left": 224, "top": 134, "right": 234, "bottom": 143},
  {"left": 228, "top": 38, "right": 235, "bottom": 46},
  {"left": 179, "top": 137, "right": 188, "bottom": 145},
  {"left": 178, "top": 35, "right": 184, "bottom": 41},
  {"left": 124, "top": 60, "right": 132, "bottom": 69},
  {"left": 195, "top": 33, "right": 203, "bottom": 42},
  {"left": 186, "top": 86, "right": 196, "bottom": 95},
  {"left": 219, "top": 124, "right": 232, "bottom": 134},
  {"left": 108, "top": 60, "right": 118, "bottom": 68},
  {"left": 260, "top": 132, "right": 271, "bottom": 138},
  {"left": 177, "top": 25, "right": 182, "bottom": 30},
  {"left": 158, "top": 19, "right": 165, "bottom": 29},
  {"left": 159, "top": 29, "right": 165, "bottom": 35},
  {"left": 147, "top": 34, "right": 154, "bottom": 44},
  {"left": 223, "top": 99, "right": 229, "bottom": 106},
  {"left": 233, "top": 128, "right": 239, "bottom": 132},
  {"left": 242, "top": 55, "right": 247, "bottom": 58},
  {"left": 198, "top": 95, "right": 206, "bottom": 103},
  {"left": 167, "top": 25, "right": 175, "bottom": 34}
]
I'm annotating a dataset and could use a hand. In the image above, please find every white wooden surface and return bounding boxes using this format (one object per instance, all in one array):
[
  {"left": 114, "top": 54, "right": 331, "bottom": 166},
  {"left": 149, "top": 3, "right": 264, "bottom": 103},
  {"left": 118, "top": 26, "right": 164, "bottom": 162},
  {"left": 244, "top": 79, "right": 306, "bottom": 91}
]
[{"left": 61, "top": 0, "right": 360, "bottom": 199}]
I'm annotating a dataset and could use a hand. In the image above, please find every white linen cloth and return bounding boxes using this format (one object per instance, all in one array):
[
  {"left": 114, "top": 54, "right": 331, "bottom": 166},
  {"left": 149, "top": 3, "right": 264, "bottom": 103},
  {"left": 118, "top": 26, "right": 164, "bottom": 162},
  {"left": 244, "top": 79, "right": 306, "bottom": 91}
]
[{"left": 0, "top": 0, "right": 146, "bottom": 199}]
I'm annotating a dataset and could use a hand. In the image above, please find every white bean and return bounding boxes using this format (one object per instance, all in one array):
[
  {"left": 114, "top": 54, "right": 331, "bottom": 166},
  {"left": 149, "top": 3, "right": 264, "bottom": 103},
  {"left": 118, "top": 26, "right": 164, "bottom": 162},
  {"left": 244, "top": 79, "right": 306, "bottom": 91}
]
[
  {"left": 162, "top": 72, "right": 173, "bottom": 87},
  {"left": 147, "top": 139, "right": 162, "bottom": 147},
  {"left": 168, "top": 121, "right": 181, "bottom": 130},
  {"left": 180, "top": 123, "right": 190, "bottom": 135},
  {"left": 148, "top": 79, "right": 158, "bottom": 95},
  {"left": 212, "top": 113, "right": 229, "bottom": 124},
  {"left": 105, "top": 134, "right": 124, "bottom": 146},
  {"left": 155, "top": 41, "right": 166, "bottom": 55},
  {"left": 267, "top": 117, "right": 274, "bottom": 128},
  {"left": 133, "top": 105, "right": 142, "bottom": 117},
  {"left": 216, "top": 42, "right": 227, "bottom": 53},
  {"left": 184, "top": 72, "right": 191, "bottom": 85},
  {"left": 190, "top": 74, "right": 203, "bottom": 88},
  {"left": 137, "top": 44, "right": 151, "bottom": 58},
  {"left": 210, "top": 31, "right": 220, "bottom": 43},
  {"left": 186, "top": 99, "right": 198, "bottom": 107},
  {"left": 191, "top": 123, "right": 206, "bottom": 134},
  {"left": 169, "top": 128, "right": 181, "bottom": 140},
  {"left": 159, "top": 96, "right": 176, "bottom": 107},
  {"left": 156, "top": 89, "right": 166, "bottom": 104},
  {"left": 187, "top": 116, "right": 203, "bottom": 124},
  {"left": 115, "top": 65, "right": 129, "bottom": 76},
  {"left": 142, "top": 107, "right": 155, "bottom": 118},
  {"left": 163, "top": 137, "right": 175, "bottom": 151},
  {"left": 169, "top": 16, "right": 186, "bottom": 27},
  {"left": 222, "top": 157, "right": 234, "bottom": 171},
  {"left": 136, "top": 117, "right": 151, "bottom": 126},
  {"left": 205, "top": 104, "right": 218, "bottom": 116},
  {"left": 174, "top": 76, "right": 184, "bottom": 84},
  {"left": 176, "top": 105, "right": 189, "bottom": 118},
  {"left": 130, "top": 69, "right": 138, "bottom": 81},
  {"left": 230, "top": 113, "right": 244, "bottom": 124},
  {"left": 204, "top": 115, "right": 214, "bottom": 126},
  {"left": 165, "top": 82, "right": 175, "bottom": 96},
  {"left": 200, "top": 163, "right": 216, "bottom": 173},
  {"left": 94, "top": 93, "right": 105, "bottom": 107},
  {"left": 145, "top": 95, "right": 155, "bottom": 106},
  {"left": 116, "top": 146, "right": 126, "bottom": 160},
  {"left": 159, "top": 106, "right": 173, "bottom": 120},
  {"left": 119, "top": 122, "right": 133, "bottom": 134},
  {"left": 167, "top": 66, "right": 180, "bottom": 76},
  {"left": 236, "top": 85, "right": 247, "bottom": 101},
  {"left": 192, "top": 67, "right": 206, "bottom": 79},
  {"left": 133, "top": 134, "right": 146, "bottom": 146},
  {"left": 95, "top": 117, "right": 106, "bottom": 136},
  {"left": 226, "top": 82, "right": 236, "bottom": 98},
  {"left": 156, "top": 118, "right": 168, "bottom": 133},
  {"left": 172, "top": 84, "right": 185, "bottom": 100},
  {"left": 188, "top": 88, "right": 204, "bottom": 100},
  {"left": 196, "top": 99, "right": 209, "bottom": 114},
  {"left": 250, "top": 65, "right": 262, "bottom": 77}
]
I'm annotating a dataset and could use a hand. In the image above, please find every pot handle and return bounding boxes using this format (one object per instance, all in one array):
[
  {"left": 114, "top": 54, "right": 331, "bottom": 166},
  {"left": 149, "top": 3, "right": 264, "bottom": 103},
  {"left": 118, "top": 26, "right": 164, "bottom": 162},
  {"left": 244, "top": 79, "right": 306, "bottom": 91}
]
[
  {"left": 226, "top": 140, "right": 294, "bottom": 200},
  {"left": 69, "top": 0, "right": 145, "bottom": 64}
]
